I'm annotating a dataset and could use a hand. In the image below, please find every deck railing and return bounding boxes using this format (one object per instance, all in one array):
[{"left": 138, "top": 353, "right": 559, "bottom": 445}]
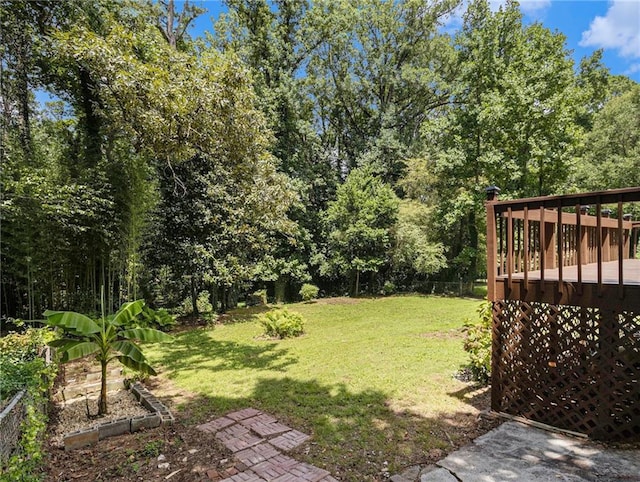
[{"left": 486, "top": 186, "right": 640, "bottom": 307}]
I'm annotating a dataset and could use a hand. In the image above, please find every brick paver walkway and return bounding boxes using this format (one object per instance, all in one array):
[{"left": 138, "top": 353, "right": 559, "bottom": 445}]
[{"left": 197, "top": 408, "right": 337, "bottom": 482}]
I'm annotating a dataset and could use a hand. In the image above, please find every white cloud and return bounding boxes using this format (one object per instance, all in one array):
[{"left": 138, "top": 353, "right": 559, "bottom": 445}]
[
  {"left": 625, "top": 63, "right": 640, "bottom": 75},
  {"left": 580, "top": 0, "right": 640, "bottom": 58}
]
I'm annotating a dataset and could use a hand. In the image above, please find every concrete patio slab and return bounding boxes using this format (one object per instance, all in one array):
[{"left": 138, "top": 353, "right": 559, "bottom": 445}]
[{"left": 423, "top": 421, "right": 640, "bottom": 482}]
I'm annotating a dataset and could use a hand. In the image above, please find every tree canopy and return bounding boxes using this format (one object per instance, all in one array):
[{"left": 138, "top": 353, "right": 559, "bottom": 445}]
[{"left": 1, "top": 0, "right": 637, "bottom": 317}]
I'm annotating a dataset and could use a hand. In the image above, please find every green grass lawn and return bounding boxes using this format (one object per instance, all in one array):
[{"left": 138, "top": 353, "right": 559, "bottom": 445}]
[{"left": 146, "top": 295, "right": 491, "bottom": 480}]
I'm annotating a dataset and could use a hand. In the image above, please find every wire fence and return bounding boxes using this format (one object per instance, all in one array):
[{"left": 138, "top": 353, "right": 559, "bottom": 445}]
[
  {"left": 414, "top": 280, "right": 487, "bottom": 298},
  {"left": 0, "top": 390, "right": 28, "bottom": 466},
  {"left": 0, "top": 346, "right": 51, "bottom": 468}
]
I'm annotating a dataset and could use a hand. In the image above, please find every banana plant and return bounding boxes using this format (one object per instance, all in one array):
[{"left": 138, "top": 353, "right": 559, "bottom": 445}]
[{"left": 44, "top": 299, "right": 172, "bottom": 415}]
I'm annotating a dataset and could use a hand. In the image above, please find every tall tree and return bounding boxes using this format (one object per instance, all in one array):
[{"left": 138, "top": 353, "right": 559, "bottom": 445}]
[
  {"left": 322, "top": 166, "right": 399, "bottom": 295},
  {"left": 215, "top": 0, "right": 334, "bottom": 299},
  {"left": 406, "top": 0, "right": 582, "bottom": 280},
  {"left": 304, "top": 0, "right": 458, "bottom": 177},
  {"left": 576, "top": 85, "right": 640, "bottom": 190}
]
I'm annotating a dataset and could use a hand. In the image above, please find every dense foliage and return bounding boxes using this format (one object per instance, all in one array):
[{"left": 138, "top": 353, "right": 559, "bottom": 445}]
[
  {"left": 1, "top": 0, "right": 637, "bottom": 317},
  {"left": 463, "top": 301, "right": 493, "bottom": 383},
  {"left": 0, "top": 327, "right": 57, "bottom": 480}
]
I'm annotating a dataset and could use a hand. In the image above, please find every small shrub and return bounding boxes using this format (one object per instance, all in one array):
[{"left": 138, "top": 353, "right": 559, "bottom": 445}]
[
  {"left": 258, "top": 308, "right": 305, "bottom": 339},
  {"left": 463, "top": 300, "right": 492, "bottom": 384},
  {"left": 140, "top": 306, "right": 176, "bottom": 331},
  {"left": 382, "top": 281, "right": 396, "bottom": 296},
  {"left": 299, "top": 283, "right": 319, "bottom": 302},
  {"left": 197, "top": 291, "right": 213, "bottom": 313},
  {"left": 0, "top": 327, "right": 57, "bottom": 400},
  {"left": 251, "top": 289, "right": 268, "bottom": 305},
  {"left": 178, "top": 291, "right": 213, "bottom": 315},
  {"left": 139, "top": 440, "right": 164, "bottom": 458}
]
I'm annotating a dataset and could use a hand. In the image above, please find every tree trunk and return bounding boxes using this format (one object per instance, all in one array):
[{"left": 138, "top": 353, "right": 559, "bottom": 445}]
[
  {"left": 467, "top": 208, "right": 478, "bottom": 281},
  {"left": 208, "top": 283, "right": 218, "bottom": 313},
  {"left": 190, "top": 276, "right": 199, "bottom": 316},
  {"left": 99, "top": 359, "right": 108, "bottom": 415},
  {"left": 227, "top": 285, "right": 238, "bottom": 310},
  {"left": 274, "top": 276, "right": 286, "bottom": 303},
  {"left": 355, "top": 270, "right": 360, "bottom": 297},
  {"left": 220, "top": 286, "right": 227, "bottom": 313}
]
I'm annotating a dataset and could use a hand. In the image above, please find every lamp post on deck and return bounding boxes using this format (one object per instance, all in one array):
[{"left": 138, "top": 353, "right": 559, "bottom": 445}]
[{"left": 485, "top": 185, "right": 501, "bottom": 202}]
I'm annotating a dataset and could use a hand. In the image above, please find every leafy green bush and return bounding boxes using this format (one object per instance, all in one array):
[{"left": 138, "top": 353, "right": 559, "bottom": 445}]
[
  {"left": 299, "top": 284, "right": 319, "bottom": 302},
  {"left": 0, "top": 327, "right": 56, "bottom": 400},
  {"left": 253, "top": 289, "right": 268, "bottom": 305},
  {"left": 382, "top": 281, "right": 396, "bottom": 296},
  {"left": 140, "top": 306, "right": 176, "bottom": 331},
  {"left": 178, "top": 291, "right": 213, "bottom": 315},
  {"left": 463, "top": 301, "right": 492, "bottom": 384},
  {"left": 258, "top": 309, "right": 305, "bottom": 339}
]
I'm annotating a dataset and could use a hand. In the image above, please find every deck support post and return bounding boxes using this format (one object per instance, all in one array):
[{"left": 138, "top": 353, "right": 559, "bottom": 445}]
[{"left": 485, "top": 186, "right": 500, "bottom": 301}]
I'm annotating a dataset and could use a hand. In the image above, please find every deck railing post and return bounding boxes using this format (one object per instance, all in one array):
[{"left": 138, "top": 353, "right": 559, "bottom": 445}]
[
  {"left": 579, "top": 206, "right": 590, "bottom": 265},
  {"left": 576, "top": 205, "right": 583, "bottom": 294},
  {"left": 618, "top": 202, "right": 624, "bottom": 298},
  {"left": 544, "top": 218, "right": 556, "bottom": 269},
  {"left": 596, "top": 199, "right": 603, "bottom": 296},
  {"left": 485, "top": 186, "right": 500, "bottom": 301},
  {"left": 623, "top": 214, "right": 632, "bottom": 258},
  {"left": 602, "top": 208, "right": 612, "bottom": 262},
  {"left": 557, "top": 202, "right": 563, "bottom": 290}
]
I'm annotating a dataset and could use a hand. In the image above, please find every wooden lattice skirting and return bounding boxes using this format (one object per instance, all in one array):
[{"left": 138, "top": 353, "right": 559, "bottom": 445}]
[{"left": 491, "top": 300, "right": 640, "bottom": 441}]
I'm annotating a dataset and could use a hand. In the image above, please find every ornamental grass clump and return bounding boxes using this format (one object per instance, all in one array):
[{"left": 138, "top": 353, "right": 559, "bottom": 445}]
[{"left": 258, "top": 308, "right": 305, "bottom": 339}]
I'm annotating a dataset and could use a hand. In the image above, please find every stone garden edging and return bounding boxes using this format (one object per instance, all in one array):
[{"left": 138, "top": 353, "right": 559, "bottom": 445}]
[{"left": 63, "top": 381, "right": 173, "bottom": 450}]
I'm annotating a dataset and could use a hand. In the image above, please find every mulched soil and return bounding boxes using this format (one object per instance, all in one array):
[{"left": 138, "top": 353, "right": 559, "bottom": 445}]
[{"left": 43, "top": 418, "right": 234, "bottom": 482}]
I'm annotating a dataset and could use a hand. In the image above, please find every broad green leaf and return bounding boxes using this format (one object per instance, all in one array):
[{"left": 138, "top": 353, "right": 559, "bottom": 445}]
[
  {"left": 112, "top": 340, "right": 146, "bottom": 363},
  {"left": 47, "top": 338, "right": 81, "bottom": 347},
  {"left": 44, "top": 310, "right": 100, "bottom": 335},
  {"left": 120, "top": 328, "right": 173, "bottom": 343},
  {"left": 116, "top": 355, "right": 157, "bottom": 376},
  {"left": 111, "top": 300, "right": 145, "bottom": 326},
  {"left": 60, "top": 341, "right": 100, "bottom": 361}
]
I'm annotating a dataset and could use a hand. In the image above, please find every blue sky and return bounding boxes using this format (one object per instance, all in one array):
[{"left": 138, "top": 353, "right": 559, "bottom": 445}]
[{"left": 182, "top": 0, "right": 640, "bottom": 82}]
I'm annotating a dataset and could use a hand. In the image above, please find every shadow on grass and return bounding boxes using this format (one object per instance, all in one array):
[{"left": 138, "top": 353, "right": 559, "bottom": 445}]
[
  {"left": 217, "top": 304, "right": 273, "bottom": 324},
  {"left": 145, "top": 320, "right": 498, "bottom": 481},
  {"left": 154, "top": 374, "right": 496, "bottom": 481},
  {"left": 448, "top": 382, "right": 492, "bottom": 412},
  {"left": 157, "top": 329, "right": 298, "bottom": 373}
]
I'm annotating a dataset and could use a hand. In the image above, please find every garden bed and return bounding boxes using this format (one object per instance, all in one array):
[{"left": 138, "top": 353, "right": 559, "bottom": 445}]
[
  {"left": 48, "top": 382, "right": 174, "bottom": 450},
  {"left": 47, "top": 357, "right": 173, "bottom": 450}
]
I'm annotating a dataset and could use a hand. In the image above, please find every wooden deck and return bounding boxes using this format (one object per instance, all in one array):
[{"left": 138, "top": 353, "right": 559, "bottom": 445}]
[
  {"left": 486, "top": 187, "right": 640, "bottom": 442},
  {"left": 502, "top": 259, "right": 640, "bottom": 285}
]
